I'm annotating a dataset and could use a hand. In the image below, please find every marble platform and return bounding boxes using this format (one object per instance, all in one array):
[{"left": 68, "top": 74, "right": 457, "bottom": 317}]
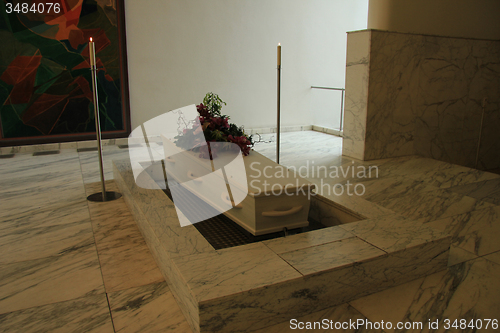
[{"left": 113, "top": 153, "right": 451, "bottom": 332}]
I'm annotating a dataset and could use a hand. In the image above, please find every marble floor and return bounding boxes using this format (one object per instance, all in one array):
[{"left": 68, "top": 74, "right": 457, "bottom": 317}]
[{"left": 0, "top": 131, "right": 499, "bottom": 332}]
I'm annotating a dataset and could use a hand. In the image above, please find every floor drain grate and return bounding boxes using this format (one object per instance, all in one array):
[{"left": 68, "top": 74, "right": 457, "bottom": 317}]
[
  {"left": 32, "top": 150, "right": 60, "bottom": 156},
  {"left": 77, "top": 147, "right": 98, "bottom": 152},
  {"left": 118, "top": 144, "right": 143, "bottom": 149}
]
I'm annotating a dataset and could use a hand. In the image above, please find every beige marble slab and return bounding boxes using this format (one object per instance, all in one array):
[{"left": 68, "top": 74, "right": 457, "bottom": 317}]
[
  {"left": 0, "top": 179, "right": 87, "bottom": 220},
  {"left": 94, "top": 225, "right": 165, "bottom": 294},
  {"left": 0, "top": 218, "right": 95, "bottom": 265},
  {"left": 425, "top": 205, "right": 500, "bottom": 257},
  {"left": 0, "top": 169, "right": 84, "bottom": 199},
  {"left": 313, "top": 190, "right": 395, "bottom": 220},
  {"left": 354, "top": 174, "right": 439, "bottom": 204},
  {"left": 0, "top": 243, "right": 104, "bottom": 314},
  {"left": 108, "top": 282, "right": 192, "bottom": 333},
  {"left": 279, "top": 237, "right": 385, "bottom": 276},
  {"left": 343, "top": 30, "right": 370, "bottom": 160},
  {"left": 172, "top": 242, "right": 302, "bottom": 303},
  {"left": 372, "top": 156, "right": 456, "bottom": 178},
  {"left": 447, "top": 245, "right": 478, "bottom": 266},
  {"left": 406, "top": 164, "right": 500, "bottom": 189},
  {"left": 0, "top": 152, "right": 82, "bottom": 178},
  {"left": 114, "top": 172, "right": 203, "bottom": 332},
  {"left": 251, "top": 303, "right": 383, "bottom": 333},
  {"left": 263, "top": 226, "right": 354, "bottom": 254},
  {"left": 349, "top": 276, "right": 427, "bottom": 333},
  {"left": 378, "top": 188, "right": 495, "bottom": 222},
  {"left": 0, "top": 200, "right": 91, "bottom": 233},
  {"left": 85, "top": 184, "right": 164, "bottom": 293},
  {"left": 0, "top": 294, "right": 114, "bottom": 333},
  {"left": 483, "top": 251, "right": 500, "bottom": 266},
  {"left": 338, "top": 214, "right": 449, "bottom": 253},
  {"left": 447, "top": 177, "right": 500, "bottom": 206},
  {"left": 349, "top": 256, "right": 500, "bottom": 332},
  {"left": 196, "top": 234, "right": 449, "bottom": 332}
]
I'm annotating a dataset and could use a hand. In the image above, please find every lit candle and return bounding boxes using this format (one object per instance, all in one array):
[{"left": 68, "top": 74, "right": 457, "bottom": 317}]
[
  {"left": 89, "top": 37, "right": 96, "bottom": 67},
  {"left": 277, "top": 43, "right": 281, "bottom": 66}
]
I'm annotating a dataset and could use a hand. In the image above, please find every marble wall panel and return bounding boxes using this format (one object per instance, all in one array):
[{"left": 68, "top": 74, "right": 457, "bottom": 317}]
[
  {"left": 414, "top": 37, "right": 500, "bottom": 168},
  {"left": 343, "top": 29, "right": 500, "bottom": 170},
  {"left": 364, "top": 31, "right": 423, "bottom": 160},
  {"left": 343, "top": 31, "right": 371, "bottom": 160}
]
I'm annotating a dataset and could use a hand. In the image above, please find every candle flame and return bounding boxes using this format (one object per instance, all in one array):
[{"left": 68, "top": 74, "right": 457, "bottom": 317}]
[
  {"left": 90, "top": 37, "right": 93, "bottom": 42},
  {"left": 278, "top": 43, "right": 280, "bottom": 46}
]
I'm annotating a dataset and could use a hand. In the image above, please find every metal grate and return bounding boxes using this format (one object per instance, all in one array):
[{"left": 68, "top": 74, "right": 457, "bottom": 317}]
[{"left": 162, "top": 177, "right": 325, "bottom": 250}]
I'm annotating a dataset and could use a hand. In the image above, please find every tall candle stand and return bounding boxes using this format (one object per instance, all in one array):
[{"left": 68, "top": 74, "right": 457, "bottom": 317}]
[
  {"left": 276, "top": 43, "right": 281, "bottom": 164},
  {"left": 87, "top": 38, "right": 122, "bottom": 202}
]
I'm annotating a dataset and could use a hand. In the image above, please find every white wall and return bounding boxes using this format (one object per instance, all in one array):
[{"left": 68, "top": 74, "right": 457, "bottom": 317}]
[
  {"left": 124, "top": 0, "right": 368, "bottom": 131},
  {"left": 368, "top": 0, "right": 500, "bottom": 40}
]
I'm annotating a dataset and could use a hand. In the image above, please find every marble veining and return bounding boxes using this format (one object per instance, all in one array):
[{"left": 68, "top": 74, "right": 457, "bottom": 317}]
[
  {"left": 424, "top": 205, "right": 500, "bottom": 257},
  {"left": 447, "top": 177, "right": 500, "bottom": 206},
  {"left": 172, "top": 242, "right": 302, "bottom": 303},
  {"left": 263, "top": 225, "right": 354, "bottom": 254},
  {"left": 84, "top": 182, "right": 165, "bottom": 293},
  {"left": 251, "top": 303, "right": 382, "bottom": 333},
  {"left": 108, "top": 282, "right": 192, "bottom": 333},
  {"left": 351, "top": 175, "right": 438, "bottom": 204},
  {"left": 349, "top": 255, "right": 500, "bottom": 332},
  {"left": 0, "top": 242, "right": 104, "bottom": 314},
  {"left": 0, "top": 199, "right": 91, "bottom": 234},
  {"left": 377, "top": 188, "right": 495, "bottom": 222},
  {"left": 0, "top": 294, "right": 114, "bottom": 333},
  {"left": 0, "top": 180, "right": 88, "bottom": 221},
  {"left": 343, "top": 29, "right": 500, "bottom": 171},
  {"left": 0, "top": 219, "right": 95, "bottom": 265},
  {"left": 342, "top": 30, "right": 371, "bottom": 160},
  {"left": 279, "top": 237, "right": 385, "bottom": 276},
  {"left": 339, "top": 214, "right": 449, "bottom": 254}
]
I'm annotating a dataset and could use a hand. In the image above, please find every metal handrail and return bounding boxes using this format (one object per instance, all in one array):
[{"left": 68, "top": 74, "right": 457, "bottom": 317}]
[
  {"left": 311, "top": 86, "right": 345, "bottom": 132},
  {"left": 311, "top": 86, "right": 345, "bottom": 91}
]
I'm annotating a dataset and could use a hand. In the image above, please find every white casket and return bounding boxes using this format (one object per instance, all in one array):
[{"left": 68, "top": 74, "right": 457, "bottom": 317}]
[{"left": 161, "top": 135, "right": 315, "bottom": 236}]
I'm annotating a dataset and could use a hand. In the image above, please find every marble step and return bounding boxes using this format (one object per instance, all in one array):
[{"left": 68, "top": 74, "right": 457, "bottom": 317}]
[{"left": 113, "top": 159, "right": 450, "bottom": 333}]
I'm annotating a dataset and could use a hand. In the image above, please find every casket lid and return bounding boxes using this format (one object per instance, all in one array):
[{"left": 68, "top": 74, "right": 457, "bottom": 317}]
[
  {"left": 161, "top": 135, "right": 315, "bottom": 197},
  {"left": 241, "top": 150, "right": 315, "bottom": 197}
]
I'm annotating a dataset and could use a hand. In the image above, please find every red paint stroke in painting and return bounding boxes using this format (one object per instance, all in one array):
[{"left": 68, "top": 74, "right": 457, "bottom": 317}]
[
  {"left": 44, "top": 0, "right": 84, "bottom": 42},
  {"left": 1, "top": 54, "right": 42, "bottom": 105}
]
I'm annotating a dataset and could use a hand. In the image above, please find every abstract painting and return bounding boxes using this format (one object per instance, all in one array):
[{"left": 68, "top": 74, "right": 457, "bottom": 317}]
[{"left": 0, "top": 0, "right": 130, "bottom": 146}]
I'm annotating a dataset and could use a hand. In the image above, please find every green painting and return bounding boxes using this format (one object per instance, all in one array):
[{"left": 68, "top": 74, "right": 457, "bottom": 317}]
[{"left": 0, "top": 0, "right": 130, "bottom": 146}]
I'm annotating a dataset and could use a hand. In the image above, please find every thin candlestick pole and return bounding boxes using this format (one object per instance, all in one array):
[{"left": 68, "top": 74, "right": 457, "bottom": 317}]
[
  {"left": 86, "top": 39, "right": 121, "bottom": 203},
  {"left": 91, "top": 64, "right": 107, "bottom": 201},
  {"left": 277, "top": 64, "right": 281, "bottom": 164}
]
